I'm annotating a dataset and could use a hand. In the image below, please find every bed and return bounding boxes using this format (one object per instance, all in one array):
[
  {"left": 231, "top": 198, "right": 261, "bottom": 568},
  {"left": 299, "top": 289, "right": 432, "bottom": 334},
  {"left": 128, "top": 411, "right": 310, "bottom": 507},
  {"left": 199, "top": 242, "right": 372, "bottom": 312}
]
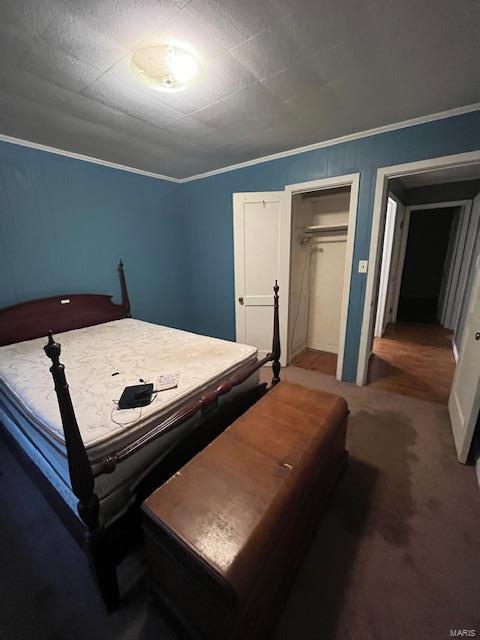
[{"left": 0, "top": 262, "right": 281, "bottom": 609}]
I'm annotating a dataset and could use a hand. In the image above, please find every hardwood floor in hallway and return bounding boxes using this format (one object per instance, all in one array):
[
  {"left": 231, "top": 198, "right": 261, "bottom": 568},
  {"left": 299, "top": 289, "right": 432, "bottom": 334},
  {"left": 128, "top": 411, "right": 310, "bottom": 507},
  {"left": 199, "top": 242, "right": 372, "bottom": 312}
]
[{"left": 368, "top": 322, "right": 455, "bottom": 405}]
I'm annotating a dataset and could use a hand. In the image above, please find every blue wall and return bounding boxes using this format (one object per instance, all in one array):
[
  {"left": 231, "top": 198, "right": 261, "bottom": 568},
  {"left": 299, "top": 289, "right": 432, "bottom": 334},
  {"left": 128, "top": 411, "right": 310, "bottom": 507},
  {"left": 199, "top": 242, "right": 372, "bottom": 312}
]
[
  {"left": 0, "top": 142, "right": 187, "bottom": 329},
  {"left": 180, "top": 111, "right": 480, "bottom": 381},
  {"left": 2, "top": 111, "right": 480, "bottom": 382}
]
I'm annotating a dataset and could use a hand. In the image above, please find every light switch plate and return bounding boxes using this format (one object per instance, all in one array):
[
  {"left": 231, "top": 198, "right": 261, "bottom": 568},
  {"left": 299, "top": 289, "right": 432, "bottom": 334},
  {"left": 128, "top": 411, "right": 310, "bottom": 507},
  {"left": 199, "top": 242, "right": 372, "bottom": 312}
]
[{"left": 358, "top": 260, "right": 368, "bottom": 274}]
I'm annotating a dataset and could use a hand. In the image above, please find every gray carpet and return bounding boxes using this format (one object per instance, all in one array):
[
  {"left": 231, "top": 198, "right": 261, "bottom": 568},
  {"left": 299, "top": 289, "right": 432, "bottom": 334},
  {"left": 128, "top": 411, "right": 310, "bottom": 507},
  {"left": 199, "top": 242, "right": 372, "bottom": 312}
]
[{"left": 1, "top": 366, "right": 480, "bottom": 640}]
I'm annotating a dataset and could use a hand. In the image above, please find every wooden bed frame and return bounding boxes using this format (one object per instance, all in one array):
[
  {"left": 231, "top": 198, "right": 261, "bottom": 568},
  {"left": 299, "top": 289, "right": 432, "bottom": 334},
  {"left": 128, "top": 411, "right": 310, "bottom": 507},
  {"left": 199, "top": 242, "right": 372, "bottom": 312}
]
[{"left": 0, "top": 262, "right": 281, "bottom": 610}]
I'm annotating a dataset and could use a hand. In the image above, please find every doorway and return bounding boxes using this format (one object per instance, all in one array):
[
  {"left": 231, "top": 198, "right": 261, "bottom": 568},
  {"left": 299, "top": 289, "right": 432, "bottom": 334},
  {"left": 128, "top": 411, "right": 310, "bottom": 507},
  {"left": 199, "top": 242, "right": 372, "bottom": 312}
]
[
  {"left": 232, "top": 173, "right": 359, "bottom": 381},
  {"left": 357, "top": 152, "right": 480, "bottom": 462},
  {"left": 289, "top": 186, "right": 351, "bottom": 378},
  {"left": 369, "top": 204, "right": 463, "bottom": 404},
  {"left": 397, "top": 207, "right": 457, "bottom": 323},
  {"left": 368, "top": 193, "right": 478, "bottom": 402},
  {"left": 285, "top": 174, "right": 360, "bottom": 380}
]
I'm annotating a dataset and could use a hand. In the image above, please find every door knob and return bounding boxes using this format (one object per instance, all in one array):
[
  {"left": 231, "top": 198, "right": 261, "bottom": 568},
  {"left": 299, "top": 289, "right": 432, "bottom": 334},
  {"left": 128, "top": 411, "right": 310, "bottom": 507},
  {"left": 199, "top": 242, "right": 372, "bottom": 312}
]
[
  {"left": 475, "top": 331, "right": 480, "bottom": 341},
  {"left": 238, "top": 297, "right": 244, "bottom": 305}
]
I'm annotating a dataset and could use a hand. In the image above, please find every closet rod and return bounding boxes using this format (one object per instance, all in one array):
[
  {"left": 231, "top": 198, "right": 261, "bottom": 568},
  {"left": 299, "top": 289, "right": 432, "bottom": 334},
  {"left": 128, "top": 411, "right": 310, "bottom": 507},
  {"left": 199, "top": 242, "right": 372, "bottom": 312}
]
[{"left": 304, "top": 223, "right": 348, "bottom": 234}]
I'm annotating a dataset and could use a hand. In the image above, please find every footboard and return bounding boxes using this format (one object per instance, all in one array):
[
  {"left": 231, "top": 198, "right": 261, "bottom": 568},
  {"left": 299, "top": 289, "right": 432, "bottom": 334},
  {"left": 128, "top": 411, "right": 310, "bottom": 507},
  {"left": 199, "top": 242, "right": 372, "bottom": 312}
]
[{"left": 42, "top": 282, "right": 281, "bottom": 608}]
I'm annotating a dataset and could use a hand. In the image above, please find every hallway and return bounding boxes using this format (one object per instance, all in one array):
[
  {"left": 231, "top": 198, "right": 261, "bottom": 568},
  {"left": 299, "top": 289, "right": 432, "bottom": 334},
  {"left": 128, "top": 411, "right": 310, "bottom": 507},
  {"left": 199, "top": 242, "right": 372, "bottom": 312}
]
[{"left": 368, "top": 323, "right": 455, "bottom": 405}]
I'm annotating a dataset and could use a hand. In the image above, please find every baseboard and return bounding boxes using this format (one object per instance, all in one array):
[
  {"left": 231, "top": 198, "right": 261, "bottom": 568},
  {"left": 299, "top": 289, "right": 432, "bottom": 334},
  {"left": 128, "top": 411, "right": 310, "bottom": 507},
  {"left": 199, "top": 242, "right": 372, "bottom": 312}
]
[{"left": 307, "top": 341, "right": 338, "bottom": 354}]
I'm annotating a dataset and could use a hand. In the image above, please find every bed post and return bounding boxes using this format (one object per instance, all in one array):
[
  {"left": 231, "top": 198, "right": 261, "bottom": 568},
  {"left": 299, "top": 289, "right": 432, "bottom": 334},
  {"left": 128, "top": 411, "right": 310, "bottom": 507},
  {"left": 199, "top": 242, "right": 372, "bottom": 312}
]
[
  {"left": 44, "top": 331, "right": 119, "bottom": 609},
  {"left": 118, "top": 260, "right": 131, "bottom": 318},
  {"left": 272, "top": 281, "right": 281, "bottom": 386}
]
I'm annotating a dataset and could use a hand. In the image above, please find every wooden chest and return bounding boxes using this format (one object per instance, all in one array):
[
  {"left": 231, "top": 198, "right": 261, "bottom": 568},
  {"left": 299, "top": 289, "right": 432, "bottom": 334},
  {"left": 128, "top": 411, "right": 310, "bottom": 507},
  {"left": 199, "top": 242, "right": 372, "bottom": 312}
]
[{"left": 141, "top": 381, "right": 349, "bottom": 639}]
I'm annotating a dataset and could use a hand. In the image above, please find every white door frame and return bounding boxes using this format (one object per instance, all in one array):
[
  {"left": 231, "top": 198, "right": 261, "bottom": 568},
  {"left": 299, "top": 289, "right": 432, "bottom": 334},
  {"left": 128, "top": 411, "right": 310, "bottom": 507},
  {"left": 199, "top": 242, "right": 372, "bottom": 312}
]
[
  {"left": 374, "top": 195, "right": 398, "bottom": 337},
  {"left": 285, "top": 173, "right": 360, "bottom": 380},
  {"left": 445, "top": 201, "right": 474, "bottom": 330},
  {"left": 391, "top": 202, "right": 409, "bottom": 323},
  {"left": 357, "top": 150, "right": 480, "bottom": 385},
  {"left": 391, "top": 200, "right": 472, "bottom": 326}
]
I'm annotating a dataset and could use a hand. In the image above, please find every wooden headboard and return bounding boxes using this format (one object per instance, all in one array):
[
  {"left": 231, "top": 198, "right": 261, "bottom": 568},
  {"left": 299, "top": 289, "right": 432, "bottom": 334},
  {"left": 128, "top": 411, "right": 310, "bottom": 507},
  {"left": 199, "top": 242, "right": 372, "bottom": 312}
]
[{"left": 0, "top": 261, "right": 131, "bottom": 347}]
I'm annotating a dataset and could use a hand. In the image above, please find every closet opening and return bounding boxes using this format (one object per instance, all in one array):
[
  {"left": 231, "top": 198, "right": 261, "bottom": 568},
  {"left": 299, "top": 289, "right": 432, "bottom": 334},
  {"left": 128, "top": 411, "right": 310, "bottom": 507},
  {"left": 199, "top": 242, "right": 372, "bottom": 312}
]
[{"left": 289, "top": 185, "right": 352, "bottom": 378}]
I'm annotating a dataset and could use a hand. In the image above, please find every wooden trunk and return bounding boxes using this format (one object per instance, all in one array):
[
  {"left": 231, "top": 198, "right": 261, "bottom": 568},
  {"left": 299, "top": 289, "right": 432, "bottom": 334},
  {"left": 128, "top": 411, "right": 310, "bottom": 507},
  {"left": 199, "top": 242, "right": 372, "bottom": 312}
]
[{"left": 142, "top": 381, "right": 349, "bottom": 639}]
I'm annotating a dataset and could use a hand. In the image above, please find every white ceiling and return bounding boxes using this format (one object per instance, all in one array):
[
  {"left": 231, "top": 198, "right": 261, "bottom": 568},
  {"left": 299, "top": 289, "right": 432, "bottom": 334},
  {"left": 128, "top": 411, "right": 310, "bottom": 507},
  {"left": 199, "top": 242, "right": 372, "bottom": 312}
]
[
  {"left": 0, "top": 0, "right": 478, "bottom": 179},
  {"left": 400, "top": 164, "right": 480, "bottom": 188}
]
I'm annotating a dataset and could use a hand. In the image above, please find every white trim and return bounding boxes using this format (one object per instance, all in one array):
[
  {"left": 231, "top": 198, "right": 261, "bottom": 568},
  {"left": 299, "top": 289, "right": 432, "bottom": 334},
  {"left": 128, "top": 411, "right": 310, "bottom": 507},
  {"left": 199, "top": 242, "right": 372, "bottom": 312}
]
[
  {"left": 179, "top": 103, "right": 480, "bottom": 183},
  {"left": 452, "top": 340, "right": 459, "bottom": 363},
  {"left": 407, "top": 199, "right": 471, "bottom": 211},
  {"left": 307, "top": 340, "right": 338, "bottom": 354},
  {"left": 374, "top": 196, "right": 397, "bottom": 337},
  {"left": 438, "top": 211, "right": 459, "bottom": 325},
  {"left": 356, "top": 150, "right": 480, "bottom": 385},
  {"left": 285, "top": 174, "right": 359, "bottom": 195},
  {"left": 1, "top": 103, "right": 479, "bottom": 183},
  {"left": 285, "top": 173, "right": 360, "bottom": 381},
  {"left": 436, "top": 202, "right": 471, "bottom": 329},
  {"left": 390, "top": 201, "right": 408, "bottom": 323},
  {"left": 450, "top": 202, "right": 476, "bottom": 331},
  {"left": 0, "top": 132, "right": 180, "bottom": 183}
]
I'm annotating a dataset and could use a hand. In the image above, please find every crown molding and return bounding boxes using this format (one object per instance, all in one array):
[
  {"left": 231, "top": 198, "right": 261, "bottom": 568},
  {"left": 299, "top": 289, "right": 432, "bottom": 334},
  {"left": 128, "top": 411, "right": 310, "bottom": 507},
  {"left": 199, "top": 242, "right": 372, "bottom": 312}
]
[
  {"left": 0, "top": 133, "right": 181, "bottom": 183},
  {"left": 178, "top": 103, "right": 480, "bottom": 183},
  {"left": 0, "top": 103, "right": 479, "bottom": 184}
]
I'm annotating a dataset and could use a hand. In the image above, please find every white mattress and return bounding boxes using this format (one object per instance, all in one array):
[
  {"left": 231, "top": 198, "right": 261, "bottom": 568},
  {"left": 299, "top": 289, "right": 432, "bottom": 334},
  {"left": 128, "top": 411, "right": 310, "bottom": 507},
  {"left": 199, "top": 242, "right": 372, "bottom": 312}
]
[
  {"left": 0, "top": 319, "right": 259, "bottom": 526},
  {"left": 0, "top": 372, "right": 260, "bottom": 526},
  {"left": 0, "top": 318, "right": 257, "bottom": 459}
]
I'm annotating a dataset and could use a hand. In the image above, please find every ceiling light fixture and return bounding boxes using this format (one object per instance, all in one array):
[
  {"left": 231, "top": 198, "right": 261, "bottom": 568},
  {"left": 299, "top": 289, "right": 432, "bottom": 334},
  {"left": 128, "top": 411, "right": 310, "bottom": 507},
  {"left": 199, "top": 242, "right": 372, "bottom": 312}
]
[{"left": 130, "top": 43, "right": 202, "bottom": 92}]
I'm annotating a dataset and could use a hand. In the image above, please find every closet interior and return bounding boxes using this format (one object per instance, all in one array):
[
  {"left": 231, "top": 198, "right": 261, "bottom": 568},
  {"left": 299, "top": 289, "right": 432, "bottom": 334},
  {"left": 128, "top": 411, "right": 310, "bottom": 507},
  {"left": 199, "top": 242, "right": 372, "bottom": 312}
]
[{"left": 289, "top": 186, "right": 351, "bottom": 377}]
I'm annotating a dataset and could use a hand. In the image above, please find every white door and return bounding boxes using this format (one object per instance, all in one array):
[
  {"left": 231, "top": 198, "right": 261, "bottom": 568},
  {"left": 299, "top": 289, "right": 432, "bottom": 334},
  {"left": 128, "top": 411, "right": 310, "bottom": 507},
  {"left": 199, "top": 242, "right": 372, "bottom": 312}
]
[
  {"left": 448, "top": 254, "right": 480, "bottom": 462},
  {"left": 233, "top": 192, "right": 290, "bottom": 365}
]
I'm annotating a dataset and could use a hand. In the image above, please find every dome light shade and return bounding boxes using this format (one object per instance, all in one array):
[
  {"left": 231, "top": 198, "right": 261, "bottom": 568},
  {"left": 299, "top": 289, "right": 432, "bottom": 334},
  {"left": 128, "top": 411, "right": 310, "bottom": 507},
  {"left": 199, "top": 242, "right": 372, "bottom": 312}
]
[{"left": 130, "top": 43, "right": 202, "bottom": 92}]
